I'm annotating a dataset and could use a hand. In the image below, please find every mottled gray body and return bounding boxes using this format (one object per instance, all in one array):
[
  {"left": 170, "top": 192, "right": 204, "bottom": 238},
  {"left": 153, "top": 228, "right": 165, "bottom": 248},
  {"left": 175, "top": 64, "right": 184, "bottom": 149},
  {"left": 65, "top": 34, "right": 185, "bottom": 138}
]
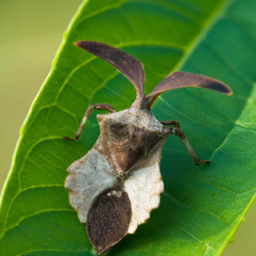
[
  {"left": 64, "top": 41, "right": 232, "bottom": 255},
  {"left": 65, "top": 107, "right": 169, "bottom": 233},
  {"left": 65, "top": 149, "right": 116, "bottom": 223}
]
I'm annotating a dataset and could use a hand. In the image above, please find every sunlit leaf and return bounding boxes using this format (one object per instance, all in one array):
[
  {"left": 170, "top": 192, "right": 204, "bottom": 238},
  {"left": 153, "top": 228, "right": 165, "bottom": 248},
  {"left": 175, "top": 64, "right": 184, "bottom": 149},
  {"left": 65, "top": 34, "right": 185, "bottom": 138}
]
[{"left": 1, "top": 0, "right": 256, "bottom": 255}]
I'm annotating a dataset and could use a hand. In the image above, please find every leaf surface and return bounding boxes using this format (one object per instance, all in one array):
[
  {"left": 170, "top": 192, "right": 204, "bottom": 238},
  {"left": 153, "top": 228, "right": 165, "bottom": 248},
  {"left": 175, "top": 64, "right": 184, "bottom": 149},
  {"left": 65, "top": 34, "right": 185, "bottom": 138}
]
[{"left": 1, "top": 0, "right": 256, "bottom": 255}]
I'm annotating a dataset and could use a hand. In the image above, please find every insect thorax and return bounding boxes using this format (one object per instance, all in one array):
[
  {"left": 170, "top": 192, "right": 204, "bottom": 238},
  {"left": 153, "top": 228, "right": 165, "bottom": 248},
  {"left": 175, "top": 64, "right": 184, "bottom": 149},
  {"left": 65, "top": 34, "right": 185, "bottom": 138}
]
[{"left": 94, "top": 108, "right": 169, "bottom": 175}]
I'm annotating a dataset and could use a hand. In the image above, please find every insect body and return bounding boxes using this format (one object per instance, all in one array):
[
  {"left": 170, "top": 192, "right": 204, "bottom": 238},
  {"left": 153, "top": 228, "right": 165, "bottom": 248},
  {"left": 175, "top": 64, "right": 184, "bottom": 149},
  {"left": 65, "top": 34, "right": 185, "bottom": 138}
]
[{"left": 64, "top": 41, "right": 232, "bottom": 255}]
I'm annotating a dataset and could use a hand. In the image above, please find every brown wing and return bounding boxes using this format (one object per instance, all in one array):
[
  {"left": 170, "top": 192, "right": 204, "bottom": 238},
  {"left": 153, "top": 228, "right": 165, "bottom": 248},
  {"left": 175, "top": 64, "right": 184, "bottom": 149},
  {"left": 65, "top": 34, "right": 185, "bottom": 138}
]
[
  {"left": 144, "top": 71, "right": 232, "bottom": 107},
  {"left": 87, "top": 188, "right": 132, "bottom": 255},
  {"left": 75, "top": 41, "right": 145, "bottom": 100}
]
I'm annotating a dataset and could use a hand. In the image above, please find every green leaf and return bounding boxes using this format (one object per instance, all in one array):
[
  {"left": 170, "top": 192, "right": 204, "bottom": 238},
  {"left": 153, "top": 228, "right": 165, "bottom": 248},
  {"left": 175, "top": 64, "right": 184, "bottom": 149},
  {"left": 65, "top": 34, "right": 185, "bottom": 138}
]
[{"left": 1, "top": 0, "right": 256, "bottom": 255}]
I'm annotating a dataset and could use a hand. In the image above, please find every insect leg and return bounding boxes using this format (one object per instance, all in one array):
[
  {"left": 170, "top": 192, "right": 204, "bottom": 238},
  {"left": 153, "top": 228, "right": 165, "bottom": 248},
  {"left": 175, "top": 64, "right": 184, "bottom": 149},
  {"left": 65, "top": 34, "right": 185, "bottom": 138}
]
[
  {"left": 160, "top": 120, "right": 180, "bottom": 129},
  {"left": 162, "top": 121, "right": 209, "bottom": 165},
  {"left": 64, "top": 103, "right": 115, "bottom": 141}
]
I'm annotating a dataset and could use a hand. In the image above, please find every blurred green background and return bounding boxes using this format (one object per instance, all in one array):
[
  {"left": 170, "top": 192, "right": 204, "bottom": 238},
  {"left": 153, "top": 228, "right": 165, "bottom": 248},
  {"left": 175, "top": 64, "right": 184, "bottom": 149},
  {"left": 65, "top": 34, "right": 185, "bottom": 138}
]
[{"left": 0, "top": 0, "right": 255, "bottom": 255}]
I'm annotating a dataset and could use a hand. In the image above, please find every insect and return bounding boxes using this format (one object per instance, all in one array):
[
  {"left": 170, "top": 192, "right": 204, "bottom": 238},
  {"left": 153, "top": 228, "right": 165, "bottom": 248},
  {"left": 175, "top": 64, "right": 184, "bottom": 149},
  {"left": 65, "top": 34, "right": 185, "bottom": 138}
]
[{"left": 64, "top": 41, "right": 232, "bottom": 255}]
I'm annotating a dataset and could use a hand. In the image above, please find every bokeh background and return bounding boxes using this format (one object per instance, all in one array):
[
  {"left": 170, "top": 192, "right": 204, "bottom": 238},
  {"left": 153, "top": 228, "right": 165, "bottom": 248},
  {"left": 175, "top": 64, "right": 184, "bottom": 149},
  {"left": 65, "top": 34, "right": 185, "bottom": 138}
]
[{"left": 0, "top": 0, "right": 255, "bottom": 255}]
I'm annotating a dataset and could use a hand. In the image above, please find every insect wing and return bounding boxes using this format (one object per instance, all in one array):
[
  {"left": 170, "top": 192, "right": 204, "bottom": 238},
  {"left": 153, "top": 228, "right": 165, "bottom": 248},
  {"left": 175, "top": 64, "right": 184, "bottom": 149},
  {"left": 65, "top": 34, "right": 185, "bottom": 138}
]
[
  {"left": 124, "top": 163, "right": 164, "bottom": 234},
  {"left": 75, "top": 41, "right": 145, "bottom": 100},
  {"left": 87, "top": 188, "right": 132, "bottom": 255},
  {"left": 65, "top": 149, "right": 116, "bottom": 223}
]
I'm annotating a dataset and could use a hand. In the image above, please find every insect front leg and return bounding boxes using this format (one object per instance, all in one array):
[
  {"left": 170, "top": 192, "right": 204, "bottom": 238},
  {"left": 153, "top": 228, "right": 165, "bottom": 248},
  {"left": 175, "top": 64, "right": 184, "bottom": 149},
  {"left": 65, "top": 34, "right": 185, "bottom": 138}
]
[
  {"left": 161, "top": 120, "right": 209, "bottom": 165},
  {"left": 64, "top": 103, "right": 115, "bottom": 141}
]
